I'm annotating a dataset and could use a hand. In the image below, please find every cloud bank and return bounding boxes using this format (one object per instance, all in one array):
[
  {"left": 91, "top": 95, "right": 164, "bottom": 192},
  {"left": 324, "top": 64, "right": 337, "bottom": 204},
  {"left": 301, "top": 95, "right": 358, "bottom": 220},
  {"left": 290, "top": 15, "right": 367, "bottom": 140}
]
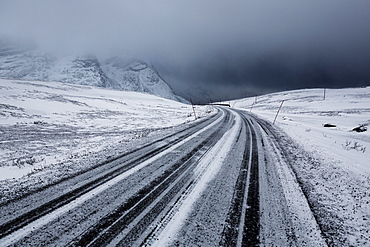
[{"left": 1, "top": 0, "right": 369, "bottom": 102}]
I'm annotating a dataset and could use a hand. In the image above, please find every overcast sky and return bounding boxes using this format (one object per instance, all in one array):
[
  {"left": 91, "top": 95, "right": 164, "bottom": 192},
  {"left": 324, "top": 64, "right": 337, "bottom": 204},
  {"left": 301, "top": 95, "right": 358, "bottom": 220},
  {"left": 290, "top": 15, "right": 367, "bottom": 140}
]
[{"left": 1, "top": 0, "right": 369, "bottom": 102}]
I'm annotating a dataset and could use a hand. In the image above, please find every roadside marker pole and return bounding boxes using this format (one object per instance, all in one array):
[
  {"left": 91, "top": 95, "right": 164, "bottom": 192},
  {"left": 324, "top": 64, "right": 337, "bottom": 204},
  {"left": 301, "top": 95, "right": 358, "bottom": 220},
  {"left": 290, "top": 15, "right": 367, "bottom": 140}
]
[
  {"left": 273, "top": 100, "right": 285, "bottom": 125},
  {"left": 190, "top": 98, "right": 197, "bottom": 120}
]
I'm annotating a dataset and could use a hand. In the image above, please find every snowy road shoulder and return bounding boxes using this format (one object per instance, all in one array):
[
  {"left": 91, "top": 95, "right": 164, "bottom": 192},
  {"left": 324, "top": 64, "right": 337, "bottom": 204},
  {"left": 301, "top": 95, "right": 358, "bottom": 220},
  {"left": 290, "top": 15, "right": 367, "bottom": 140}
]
[
  {"left": 232, "top": 87, "right": 370, "bottom": 246},
  {"left": 257, "top": 121, "right": 327, "bottom": 246}
]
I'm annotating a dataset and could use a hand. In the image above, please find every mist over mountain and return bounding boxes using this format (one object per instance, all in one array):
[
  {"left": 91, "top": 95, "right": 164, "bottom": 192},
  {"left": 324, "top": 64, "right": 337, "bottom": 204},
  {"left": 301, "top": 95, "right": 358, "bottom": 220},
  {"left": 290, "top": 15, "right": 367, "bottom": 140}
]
[{"left": 0, "top": 40, "right": 186, "bottom": 103}]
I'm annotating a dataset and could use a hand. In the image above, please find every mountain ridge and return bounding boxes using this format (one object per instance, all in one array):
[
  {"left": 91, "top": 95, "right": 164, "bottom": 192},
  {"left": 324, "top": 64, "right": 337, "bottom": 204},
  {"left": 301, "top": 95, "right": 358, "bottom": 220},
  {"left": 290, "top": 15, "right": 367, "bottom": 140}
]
[{"left": 0, "top": 41, "right": 186, "bottom": 102}]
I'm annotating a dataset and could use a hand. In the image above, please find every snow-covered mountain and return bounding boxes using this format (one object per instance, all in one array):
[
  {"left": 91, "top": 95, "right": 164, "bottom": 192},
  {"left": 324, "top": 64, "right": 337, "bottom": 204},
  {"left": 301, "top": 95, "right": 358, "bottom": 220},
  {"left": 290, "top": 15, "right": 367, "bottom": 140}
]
[
  {"left": 101, "top": 57, "right": 186, "bottom": 102},
  {"left": 0, "top": 41, "right": 185, "bottom": 102}
]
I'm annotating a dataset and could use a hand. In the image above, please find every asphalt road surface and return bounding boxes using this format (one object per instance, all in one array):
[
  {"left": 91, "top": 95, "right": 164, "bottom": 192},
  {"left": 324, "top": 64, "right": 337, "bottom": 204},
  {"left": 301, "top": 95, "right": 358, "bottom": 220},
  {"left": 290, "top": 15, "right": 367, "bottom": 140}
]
[{"left": 0, "top": 107, "right": 326, "bottom": 246}]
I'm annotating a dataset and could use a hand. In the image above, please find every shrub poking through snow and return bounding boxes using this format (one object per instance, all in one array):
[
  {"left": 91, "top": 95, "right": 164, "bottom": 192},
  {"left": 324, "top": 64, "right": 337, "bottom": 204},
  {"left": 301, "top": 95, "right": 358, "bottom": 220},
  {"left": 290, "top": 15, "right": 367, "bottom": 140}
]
[
  {"left": 12, "top": 156, "right": 37, "bottom": 168},
  {"left": 342, "top": 140, "right": 366, "bottom": 153}
]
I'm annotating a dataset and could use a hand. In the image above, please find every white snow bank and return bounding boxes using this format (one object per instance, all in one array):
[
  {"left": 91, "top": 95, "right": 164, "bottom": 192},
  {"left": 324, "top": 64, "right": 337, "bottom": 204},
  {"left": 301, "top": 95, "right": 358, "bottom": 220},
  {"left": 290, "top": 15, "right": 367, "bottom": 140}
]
[
  {"left": 232, "top": 87, "right": 370, "bottom": 246},
  {"left": 233, "top": 87, "right": 370, "bottom": 174}
]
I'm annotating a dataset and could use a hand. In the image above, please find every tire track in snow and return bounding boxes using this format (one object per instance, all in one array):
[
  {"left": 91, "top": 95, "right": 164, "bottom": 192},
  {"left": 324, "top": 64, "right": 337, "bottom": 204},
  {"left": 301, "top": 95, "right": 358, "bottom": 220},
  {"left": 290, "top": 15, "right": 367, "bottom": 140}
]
[
  {"left": 220, "top": 111, "right": 260, "bottom": 247},
  {"left": 146, "top": 110, "right": 242, "bottom": 247},
  {"left": 0, "top": 110, "right": 226, "bottom": 246},
  {"left": 253, "top": 115, "right": 327, "bottom": 246},
  {"left": 66, "top": 110, "right": 232, "bottom": 247}
]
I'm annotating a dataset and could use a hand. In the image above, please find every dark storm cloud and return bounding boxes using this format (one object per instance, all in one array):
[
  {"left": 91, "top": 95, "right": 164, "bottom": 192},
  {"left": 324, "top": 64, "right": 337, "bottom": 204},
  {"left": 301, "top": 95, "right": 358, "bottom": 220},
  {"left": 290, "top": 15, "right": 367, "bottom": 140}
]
[{"left": 1, "top": 0, "right": 369, "bottom": 102}]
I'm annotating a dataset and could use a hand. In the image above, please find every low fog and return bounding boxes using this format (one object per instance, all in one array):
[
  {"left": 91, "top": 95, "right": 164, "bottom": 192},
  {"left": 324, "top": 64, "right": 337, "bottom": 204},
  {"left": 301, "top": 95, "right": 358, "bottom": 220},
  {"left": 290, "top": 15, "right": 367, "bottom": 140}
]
[{"left": 1, "top": 0, "right": 369, "bottom": 102}]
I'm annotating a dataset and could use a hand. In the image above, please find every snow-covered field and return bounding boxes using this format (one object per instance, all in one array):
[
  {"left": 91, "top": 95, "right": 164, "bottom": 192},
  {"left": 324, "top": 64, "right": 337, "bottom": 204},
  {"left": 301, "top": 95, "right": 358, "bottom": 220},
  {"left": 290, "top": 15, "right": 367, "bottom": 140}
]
[
  {"left": 232, "top": 87, "right": 370, "bottom": 246},
  {"left": 0, "top": 78, "right": 211, "bottom": 202}
]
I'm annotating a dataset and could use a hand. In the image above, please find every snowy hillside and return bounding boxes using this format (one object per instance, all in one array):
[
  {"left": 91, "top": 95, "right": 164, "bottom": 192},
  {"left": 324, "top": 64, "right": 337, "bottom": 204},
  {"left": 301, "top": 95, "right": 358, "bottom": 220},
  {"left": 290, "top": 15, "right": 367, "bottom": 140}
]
[
  {"left": 233, "top": 87, "right": 370, "bottom": 173},
  {"left": 0, "top": 42, "right": 183, "bottom": 102},
  {"left": 0, "top": 78, "right": 211, "bottom": 185},
  {"left": 232, "top": 87, "right": 370, "bottom": 246}
]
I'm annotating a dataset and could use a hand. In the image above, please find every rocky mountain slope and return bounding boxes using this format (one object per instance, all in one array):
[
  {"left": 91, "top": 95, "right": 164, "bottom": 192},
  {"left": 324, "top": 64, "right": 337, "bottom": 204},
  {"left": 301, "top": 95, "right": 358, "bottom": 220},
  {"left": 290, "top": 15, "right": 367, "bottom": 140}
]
[{"left": 0, "top": 40, "right": 185, "bottom": 102}]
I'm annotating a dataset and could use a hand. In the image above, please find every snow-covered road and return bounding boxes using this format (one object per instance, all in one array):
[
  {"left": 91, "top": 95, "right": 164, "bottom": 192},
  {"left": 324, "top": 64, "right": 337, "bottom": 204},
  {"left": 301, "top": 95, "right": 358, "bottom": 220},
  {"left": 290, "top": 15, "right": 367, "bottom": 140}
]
[
  {"left": 1, "top": 79, "right": 369, "bottom": 246},
  {"left": 0, "top": 107, "right": 327, "bottom": 246}
]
